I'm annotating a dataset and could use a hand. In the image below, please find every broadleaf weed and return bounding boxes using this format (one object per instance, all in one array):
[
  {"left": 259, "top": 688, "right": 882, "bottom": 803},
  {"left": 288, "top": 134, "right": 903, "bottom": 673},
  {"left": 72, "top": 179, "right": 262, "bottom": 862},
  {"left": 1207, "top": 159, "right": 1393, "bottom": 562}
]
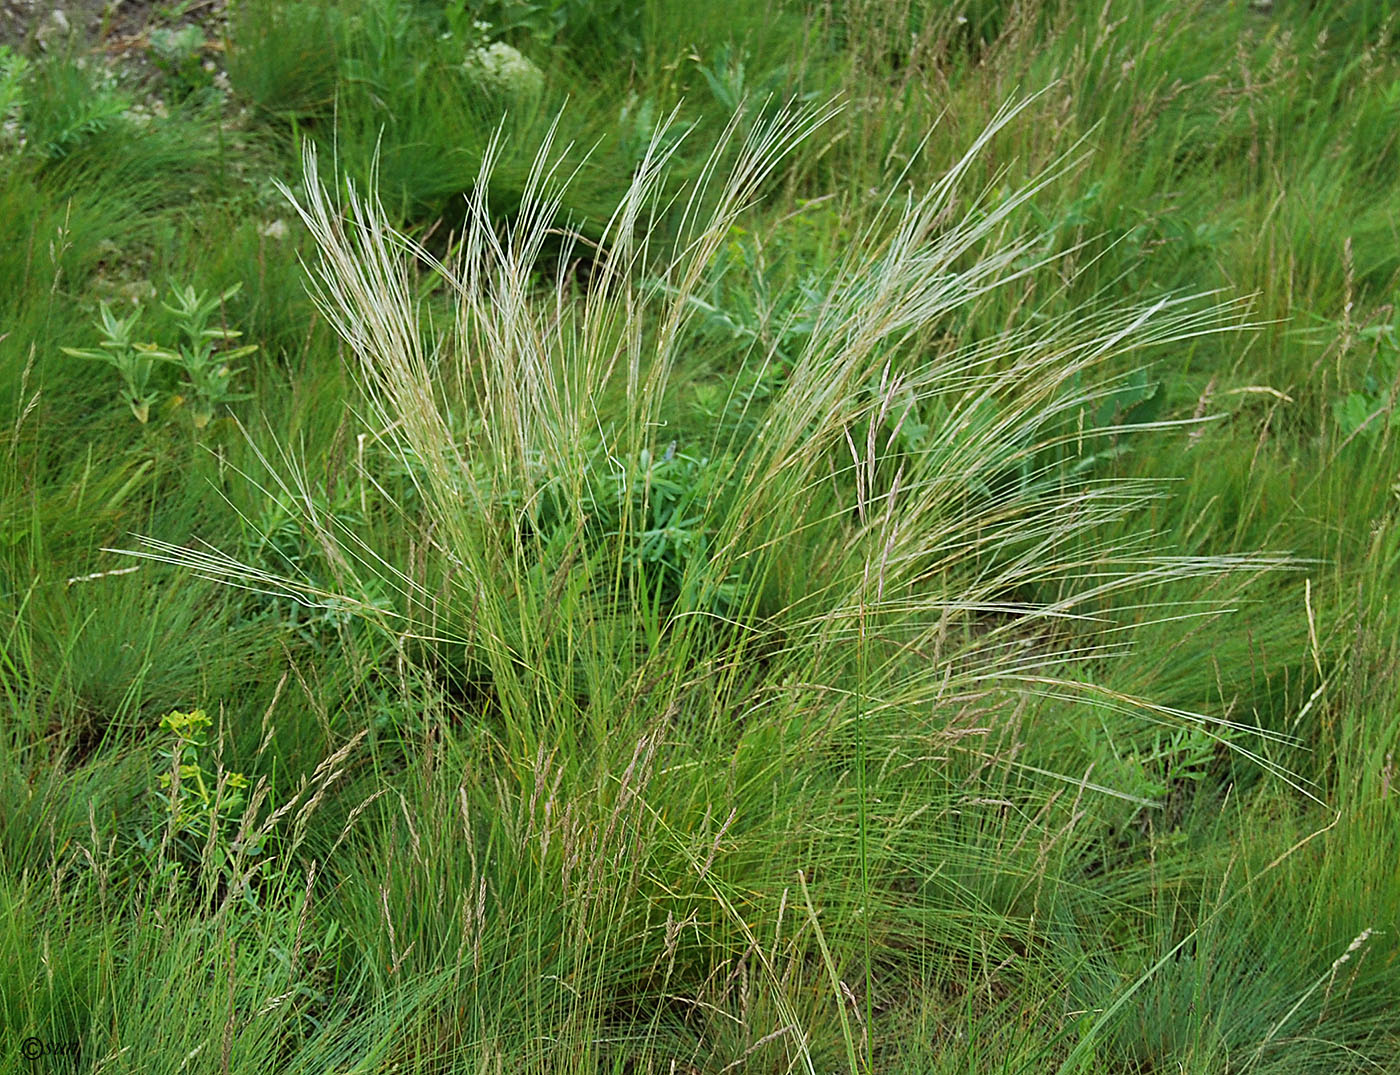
[
  {"left": 60, "top": 301, "right": 168, "bottom": 423},
  {"left": 62, "top": 281, "right": 256, "bottom": 429},
  {"left": 142, "top": 707, "right": 255, "bottom": 885}
]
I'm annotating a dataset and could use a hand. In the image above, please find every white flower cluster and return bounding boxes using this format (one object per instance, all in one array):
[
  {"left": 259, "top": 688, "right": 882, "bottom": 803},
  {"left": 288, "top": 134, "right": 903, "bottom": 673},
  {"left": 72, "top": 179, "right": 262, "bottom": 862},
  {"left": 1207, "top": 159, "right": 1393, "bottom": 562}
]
[{"left": 463, "top": 41, "right": 545, "bottom": 101}]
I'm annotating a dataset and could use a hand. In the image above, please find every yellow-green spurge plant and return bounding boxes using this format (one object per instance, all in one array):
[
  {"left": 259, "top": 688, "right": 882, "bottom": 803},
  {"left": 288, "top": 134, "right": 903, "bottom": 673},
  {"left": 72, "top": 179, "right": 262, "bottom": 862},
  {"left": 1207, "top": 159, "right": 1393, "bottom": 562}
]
[
  {"left": 130, "top": 707, "right": 262, "bottom": 913},
  {"left": 117, "top": 98, "right": 1302, "bottom": 1070}
]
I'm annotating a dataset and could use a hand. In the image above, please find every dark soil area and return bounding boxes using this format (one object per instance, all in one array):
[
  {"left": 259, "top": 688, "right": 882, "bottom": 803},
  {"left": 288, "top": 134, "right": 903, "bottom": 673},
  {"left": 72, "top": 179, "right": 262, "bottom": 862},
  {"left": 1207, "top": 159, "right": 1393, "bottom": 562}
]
[{"left": 1, "top": 0, "right": 225, "bottom": 57}]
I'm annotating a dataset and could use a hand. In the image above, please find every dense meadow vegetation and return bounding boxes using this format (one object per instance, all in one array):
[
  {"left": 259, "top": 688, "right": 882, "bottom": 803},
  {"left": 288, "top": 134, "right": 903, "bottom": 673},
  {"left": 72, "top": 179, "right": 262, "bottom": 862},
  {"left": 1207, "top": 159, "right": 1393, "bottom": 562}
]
[{"left": 1, "top": 0, "right": 1397, "bottom": 1071}]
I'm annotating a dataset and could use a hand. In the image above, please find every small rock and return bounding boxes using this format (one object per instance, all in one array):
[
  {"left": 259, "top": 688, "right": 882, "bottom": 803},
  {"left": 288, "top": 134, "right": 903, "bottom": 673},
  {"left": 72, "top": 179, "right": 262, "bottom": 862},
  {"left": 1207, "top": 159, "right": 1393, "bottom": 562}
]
[{"left": 37, "top": 8, "right": 72, "bottom": 49}]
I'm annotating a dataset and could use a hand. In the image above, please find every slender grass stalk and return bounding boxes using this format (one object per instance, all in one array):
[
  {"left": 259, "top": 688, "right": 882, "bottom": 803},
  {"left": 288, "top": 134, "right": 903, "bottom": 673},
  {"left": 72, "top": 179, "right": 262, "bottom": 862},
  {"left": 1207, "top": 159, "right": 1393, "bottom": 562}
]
[{"left": 799, "top": 867, "right": 858, "bottom": 1075}]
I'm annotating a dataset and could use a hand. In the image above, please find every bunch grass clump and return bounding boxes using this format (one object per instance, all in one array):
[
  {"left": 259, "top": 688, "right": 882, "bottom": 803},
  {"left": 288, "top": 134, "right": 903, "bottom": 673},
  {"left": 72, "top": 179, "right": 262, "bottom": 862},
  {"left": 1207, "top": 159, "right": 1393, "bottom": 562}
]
[
  {"left": 114, "top": 98, "right": 1300, "bottom": 1069},
  {"left": 133, "top": 97, "right": 1279, "bottom": 687}
]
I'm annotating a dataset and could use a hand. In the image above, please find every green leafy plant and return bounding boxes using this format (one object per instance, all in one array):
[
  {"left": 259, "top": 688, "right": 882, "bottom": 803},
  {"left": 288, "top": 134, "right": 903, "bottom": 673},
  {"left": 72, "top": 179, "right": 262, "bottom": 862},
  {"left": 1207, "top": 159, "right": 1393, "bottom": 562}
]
[
  {"left": 160, "top": 281, "right": 258, "bottom": 428},
  {"left": 141, "top": 707, "right": 254, "bottom": 878},
  {"left": 674, "top": 222, "right": 833, "bottom": 443},
  {"left": 241, "top": 486, "right": 394, "bottom": 643},
  {"left": 673, "top": 224, "right": 828, "bottom": 359},
  {"left": 446, "top": 0, "right": 556, "bottom": 43},
  {"left": 19, "top": 55, "right": 130, "bottom": 161},
  {"left": 523, "top": 443, "right": 746, "bottom": 615},
  {"left": 694, "top": 43, "right": 805, "bottom": 120},
  {"left": 1332, "top": 319, "right": 1398, "bottom": 442},
  {"left": 62, "top": 283, "right": 256, "bottom": 428},
  {"left": 133, "top": 706, "right": 306, "bottom": 935},
  {"left": 60, "top": 301, "right": 168, "bottom": 423}
]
